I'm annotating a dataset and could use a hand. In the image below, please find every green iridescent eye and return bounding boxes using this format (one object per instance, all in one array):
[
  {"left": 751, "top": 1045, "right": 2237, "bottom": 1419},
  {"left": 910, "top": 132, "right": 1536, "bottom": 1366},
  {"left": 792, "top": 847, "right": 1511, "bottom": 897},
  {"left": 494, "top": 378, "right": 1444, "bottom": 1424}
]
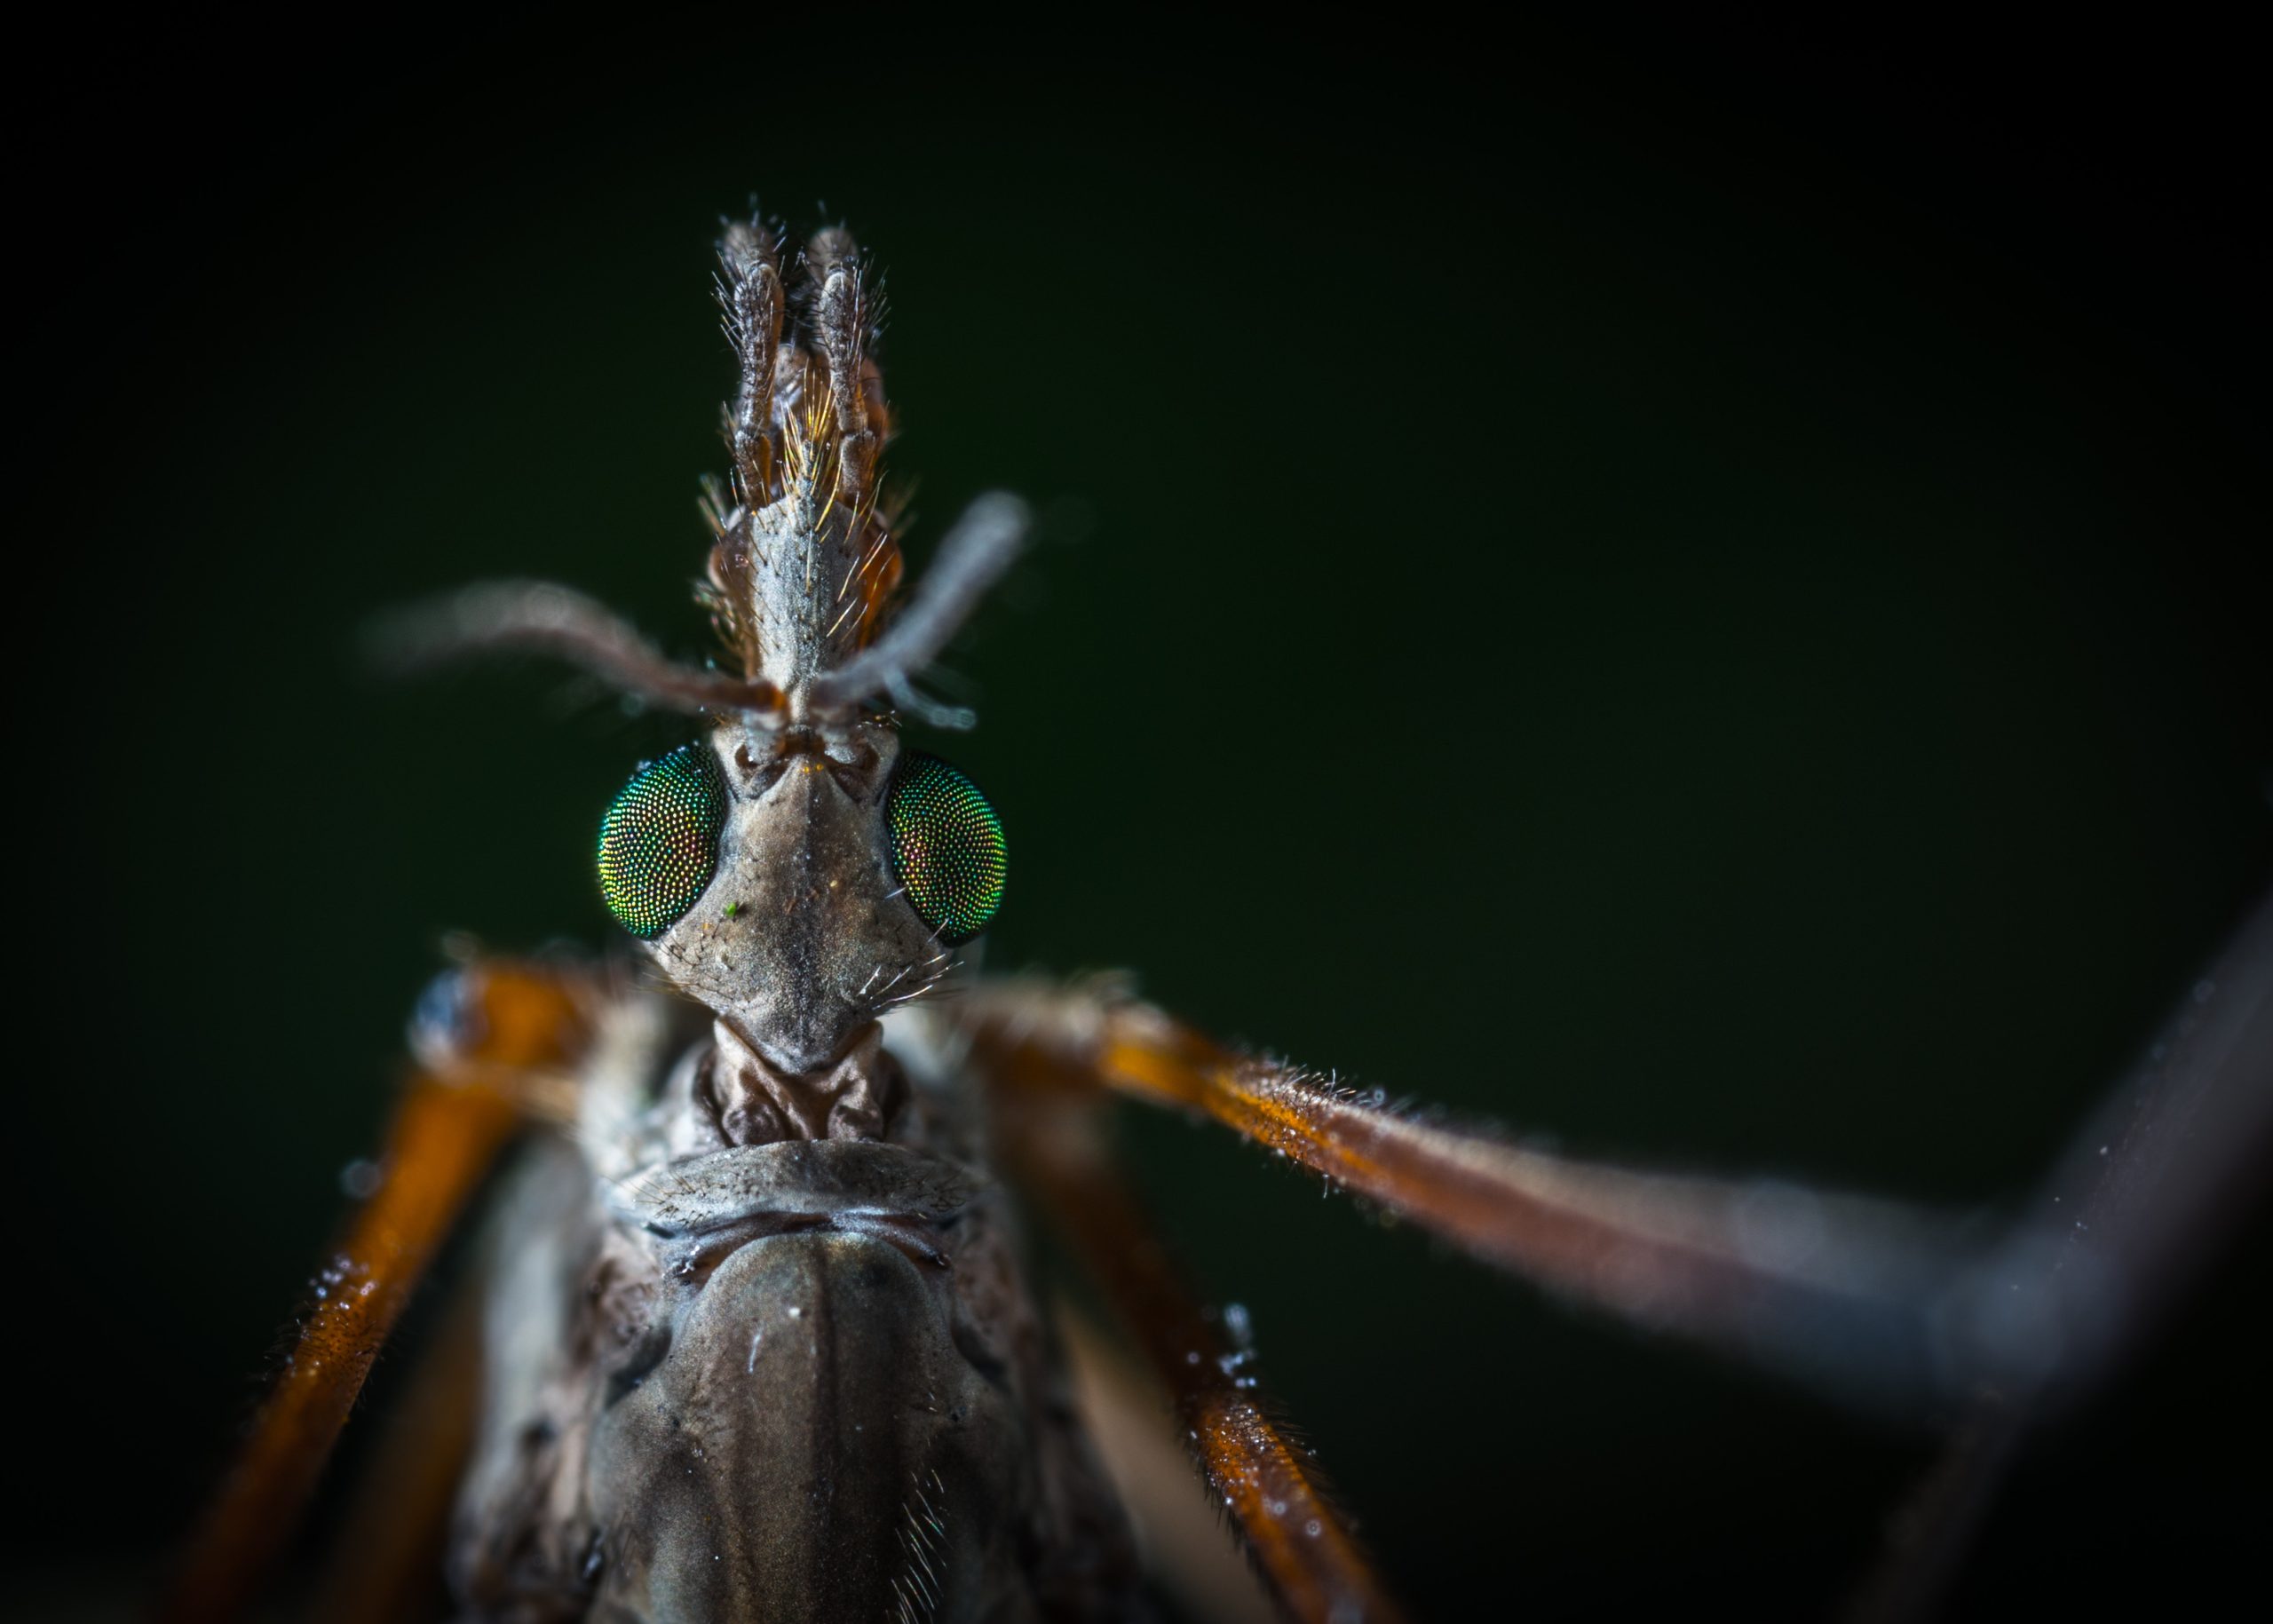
[
  {"left": 887, "top": 753, "right": 1007, "bottom": 943},
  {"left": 597, "top": 744, "right": 726, "bottom": 938}
]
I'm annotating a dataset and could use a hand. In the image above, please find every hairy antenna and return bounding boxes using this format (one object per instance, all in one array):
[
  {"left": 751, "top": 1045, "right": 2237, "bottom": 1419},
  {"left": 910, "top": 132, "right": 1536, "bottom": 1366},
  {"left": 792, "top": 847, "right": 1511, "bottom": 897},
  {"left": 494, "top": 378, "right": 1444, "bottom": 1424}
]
[
  {"left": 808, "top": 492, "right": 1030, "bottom": 725},
  {"left": 376, "top": 217, "right": 1022, "bottom": 731},
  {"left": 373, "top": 580, "right": 785, "bottom": 717}
]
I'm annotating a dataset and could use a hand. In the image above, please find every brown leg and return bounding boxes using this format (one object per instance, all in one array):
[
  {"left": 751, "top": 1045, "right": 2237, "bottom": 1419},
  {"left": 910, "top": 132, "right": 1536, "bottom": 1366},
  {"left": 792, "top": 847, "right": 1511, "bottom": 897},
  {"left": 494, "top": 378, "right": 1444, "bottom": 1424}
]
[
  {"left": 161, "top": 959, "right": 596, "bottom": 1624},
  {"left": 984, "top": 1035, "right": 1407, "bottom": 1624},
  {"left": 961, "top": 978, "right": 1981, "bottom": 1413},
  {"left": 300, "top": 1262, "right": 486, "bottom": 1624},
  {"left": 1843, "top": 889, "right": 2273, "bottom": 1624},
  {"left": 1057, "top": 1311, "right": 1279, "bottom": 1624},
  {"left": 966, "top": 891, "right": 2273, "bottom": 1611}
]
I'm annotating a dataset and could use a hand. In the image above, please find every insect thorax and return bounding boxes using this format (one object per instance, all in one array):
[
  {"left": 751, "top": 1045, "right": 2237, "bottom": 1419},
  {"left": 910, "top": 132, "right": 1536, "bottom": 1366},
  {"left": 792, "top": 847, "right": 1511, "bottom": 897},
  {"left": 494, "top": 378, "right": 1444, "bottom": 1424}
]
[{"left": 450, "top": 994, "right": 1135, "bottom": 1621}]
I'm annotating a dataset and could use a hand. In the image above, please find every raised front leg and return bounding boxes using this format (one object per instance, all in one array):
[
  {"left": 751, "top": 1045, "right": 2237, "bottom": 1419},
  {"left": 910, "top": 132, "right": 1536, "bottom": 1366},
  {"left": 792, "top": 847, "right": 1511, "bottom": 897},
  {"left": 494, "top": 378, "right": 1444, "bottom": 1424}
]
[
  {"left": 960, "top": 977, "right": 1972, "bottom": 1413},
  {"left": 957, "top": 896, "right": 2273, "bottom": 1422}
]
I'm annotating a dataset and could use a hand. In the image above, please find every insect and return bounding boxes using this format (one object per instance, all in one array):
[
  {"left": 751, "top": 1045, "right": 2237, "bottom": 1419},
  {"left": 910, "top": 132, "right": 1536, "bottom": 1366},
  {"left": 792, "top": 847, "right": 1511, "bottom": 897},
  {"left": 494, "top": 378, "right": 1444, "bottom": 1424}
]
[{"left": 162, "top": 213, "right": 2271, "bottom": 1624}]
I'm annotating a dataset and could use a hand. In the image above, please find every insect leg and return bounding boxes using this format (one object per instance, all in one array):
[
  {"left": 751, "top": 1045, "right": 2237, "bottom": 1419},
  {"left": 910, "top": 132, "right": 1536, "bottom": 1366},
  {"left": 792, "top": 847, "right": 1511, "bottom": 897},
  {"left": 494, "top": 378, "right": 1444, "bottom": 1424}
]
[
  {"left": 1056, "top": 1312, "right": 1279, "bottom": 1624},
  {"left": 961, "top": 978, "right": 1991, "bottom": 1414},
  {"left": 1845, "top": 888, "right": 2273, "bottom": 1623},
  {"left": 161, "top": 958, "right": 598, "bottom": 1624},
  {"left": 299, "top": 1264, "right": 485, "bottom": 1624},
  {"left": 986, "top": 1062, "right": 1409, "bottom": 1624},
  {"left": 964, "top": 892, "right": 2270, "bottom": 1421}
]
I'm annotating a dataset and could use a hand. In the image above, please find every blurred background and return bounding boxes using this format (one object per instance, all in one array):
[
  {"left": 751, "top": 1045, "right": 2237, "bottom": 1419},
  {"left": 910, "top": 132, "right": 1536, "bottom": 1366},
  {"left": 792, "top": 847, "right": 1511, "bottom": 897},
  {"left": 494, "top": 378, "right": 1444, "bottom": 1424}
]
[{"left": 15, "top": 18, "right": 2268, "bottom": 1621}]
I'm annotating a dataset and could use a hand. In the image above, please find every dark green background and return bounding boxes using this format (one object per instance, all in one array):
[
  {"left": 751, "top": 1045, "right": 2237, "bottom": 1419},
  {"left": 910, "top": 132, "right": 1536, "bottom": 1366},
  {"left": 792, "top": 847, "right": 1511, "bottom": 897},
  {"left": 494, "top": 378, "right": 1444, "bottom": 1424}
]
[{"left": 18, "top": 23, "right": 2269, "bottom": 1621}]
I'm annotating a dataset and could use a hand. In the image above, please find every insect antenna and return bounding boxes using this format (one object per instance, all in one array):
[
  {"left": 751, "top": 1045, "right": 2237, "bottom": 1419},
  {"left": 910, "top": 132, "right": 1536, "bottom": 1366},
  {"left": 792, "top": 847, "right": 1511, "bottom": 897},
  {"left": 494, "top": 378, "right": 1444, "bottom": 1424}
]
[
  {"left": 369, "top": 579, "right": 785, "bottom": 718},
  {"left": 375, "top": 214, "right": 1023, "bottom": 727},
  {"left": 808, "top": 489, "right": 1029, "bottom": 724}
]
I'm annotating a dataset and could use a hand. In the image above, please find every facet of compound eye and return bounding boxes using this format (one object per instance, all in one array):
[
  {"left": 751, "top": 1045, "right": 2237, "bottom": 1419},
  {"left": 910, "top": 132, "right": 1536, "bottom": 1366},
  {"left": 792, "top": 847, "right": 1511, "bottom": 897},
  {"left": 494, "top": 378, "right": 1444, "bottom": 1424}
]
[
  {"left": 887, "top": 753, "right": 1008, "bottom": 944},
  {"left": 597, "top": 744, "right": 727, "bottom": 938}
]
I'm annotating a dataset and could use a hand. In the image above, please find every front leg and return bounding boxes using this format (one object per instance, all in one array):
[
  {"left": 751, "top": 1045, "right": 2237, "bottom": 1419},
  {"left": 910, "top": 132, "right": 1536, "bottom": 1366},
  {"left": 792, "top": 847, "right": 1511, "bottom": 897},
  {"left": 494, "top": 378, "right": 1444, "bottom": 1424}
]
[
  {"left": 956, "top": 892, "right": 2272, "bottom": 1422},
  {"left": 960, "top": 976, "right": 1970, "bottom": 1414}
]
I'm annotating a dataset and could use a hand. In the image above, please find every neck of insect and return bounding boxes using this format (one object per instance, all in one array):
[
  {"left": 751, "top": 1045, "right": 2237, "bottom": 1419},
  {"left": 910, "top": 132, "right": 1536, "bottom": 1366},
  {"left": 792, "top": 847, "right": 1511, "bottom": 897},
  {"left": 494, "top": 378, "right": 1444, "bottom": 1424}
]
[{"left": 694, "top": 1016, "right": 908, "bottom": 1145}]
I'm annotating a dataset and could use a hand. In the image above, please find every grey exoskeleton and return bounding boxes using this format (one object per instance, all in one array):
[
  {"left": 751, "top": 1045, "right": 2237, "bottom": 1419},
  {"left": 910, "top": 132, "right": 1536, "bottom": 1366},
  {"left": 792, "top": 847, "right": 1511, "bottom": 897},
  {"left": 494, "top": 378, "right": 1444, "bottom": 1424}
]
[{"left": 433, "top": 222, "right": 1137, "bottom": 1621}]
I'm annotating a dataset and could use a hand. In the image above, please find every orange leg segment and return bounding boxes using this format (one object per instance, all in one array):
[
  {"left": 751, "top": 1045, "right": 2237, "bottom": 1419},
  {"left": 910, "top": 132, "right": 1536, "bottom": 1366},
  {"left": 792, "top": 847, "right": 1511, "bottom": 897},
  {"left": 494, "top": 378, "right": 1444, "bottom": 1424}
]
[
  {"left": 981, "top": 1025, "right": 1407, "bottom": 1624},
  {"left": 162, "top": 960, "right": 595, "bottom": 1624},
  {"left": 302, "top": 1260, "right": 486, "bottom": 1624},
  {"left": 962, "top": 980, "right": 1969, "bottom": 1413}
]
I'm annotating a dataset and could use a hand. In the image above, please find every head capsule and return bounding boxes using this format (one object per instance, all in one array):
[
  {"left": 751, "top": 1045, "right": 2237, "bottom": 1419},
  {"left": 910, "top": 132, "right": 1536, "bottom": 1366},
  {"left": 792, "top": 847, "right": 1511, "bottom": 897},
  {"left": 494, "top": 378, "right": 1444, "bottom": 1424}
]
[{"left": 598, "top": 720, "right": 1005, "bottom": 1083}]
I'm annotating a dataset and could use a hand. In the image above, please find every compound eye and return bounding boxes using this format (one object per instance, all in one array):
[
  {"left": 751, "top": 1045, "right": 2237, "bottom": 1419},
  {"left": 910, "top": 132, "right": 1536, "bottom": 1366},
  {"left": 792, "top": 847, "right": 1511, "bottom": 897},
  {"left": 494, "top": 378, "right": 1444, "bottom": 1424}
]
[
  {"left": 597, "top": 744, "right": 727, "bottom": 938},
  {"left": 887, "top": 753, "right": 1007, "bottom": 944}
]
